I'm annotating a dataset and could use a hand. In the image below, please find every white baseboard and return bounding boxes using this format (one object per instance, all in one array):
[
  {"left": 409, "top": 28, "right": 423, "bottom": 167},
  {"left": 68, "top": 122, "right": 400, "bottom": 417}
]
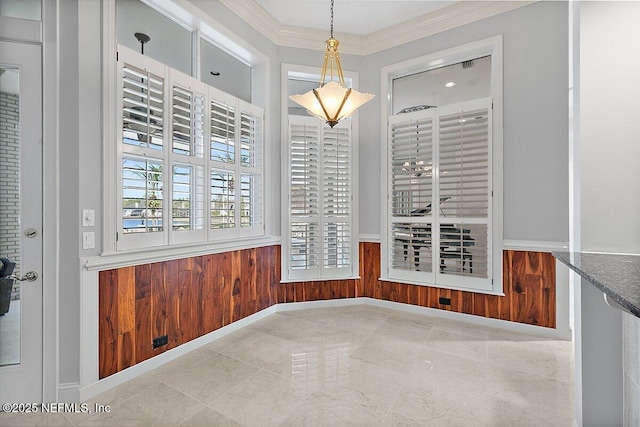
[
  {"left": 57, "top": 382, "right": 80, "bottom": 403},
  {"left": 275, "top": 298, "right": 365, "bottom": 312},
  {"left": 78, "top": 305, "right": 277, "bottom": 402},
  {"left": 361, "top": 297, "right": 572, "bottom": 340}
]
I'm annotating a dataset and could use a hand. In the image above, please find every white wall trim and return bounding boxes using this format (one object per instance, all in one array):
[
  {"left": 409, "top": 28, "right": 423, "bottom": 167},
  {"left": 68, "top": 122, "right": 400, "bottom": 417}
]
[
  {"left": 359, "top": 234, "right": 380, "bottom": 243},
  {"left": 57, "top": 382, "right": 80, "bottom": 404},
  {"left": 219, "top": 0, "right": 534, "bottom": 56},
  {"left": 503, "top": 240, "right": 569, "bottom": 252},
  {"left": 361, "top": 297, "right": 571, "bottom": 340},
  {"left": 85, "top": 236, "right": 281, "bottom": 271}
]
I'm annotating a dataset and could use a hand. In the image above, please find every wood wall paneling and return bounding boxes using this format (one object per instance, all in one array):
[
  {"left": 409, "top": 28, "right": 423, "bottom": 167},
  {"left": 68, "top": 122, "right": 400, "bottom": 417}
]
[
  {"left": 362, "top": 244, "right": 555, "bottom": 329},
  {"left": 98, "top": 246, "right": 281, "bottom": 379}
]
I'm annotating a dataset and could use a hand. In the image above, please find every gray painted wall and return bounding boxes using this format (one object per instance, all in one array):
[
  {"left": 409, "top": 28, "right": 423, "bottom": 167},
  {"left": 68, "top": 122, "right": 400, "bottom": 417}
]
[
  {"left": 57, "top": 0, "right": 103, "bottom": 385},
  {"left": 58, "top": 0, "right": 82, "bottom": 384},
  {"left": 358, "top": 1, "right": 569, "bottom": 241},
  {"left": 116, "top": 0, "right": 192, "bottom": 75},
  {"left": 580, "top": 2, "right": 640, "bottom": 425}
]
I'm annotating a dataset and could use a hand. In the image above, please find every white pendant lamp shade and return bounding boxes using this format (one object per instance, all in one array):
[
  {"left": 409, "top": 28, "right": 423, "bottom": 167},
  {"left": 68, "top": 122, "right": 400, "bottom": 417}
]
[{"left": 290, "top": 81, "right": 374, "bottom": 128}]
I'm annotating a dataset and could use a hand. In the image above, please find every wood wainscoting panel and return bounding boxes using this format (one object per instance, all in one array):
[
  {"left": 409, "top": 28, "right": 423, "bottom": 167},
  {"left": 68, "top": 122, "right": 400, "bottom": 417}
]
[
  {"left": 278, "top": 279, "right": 357, "bottom": 303},
  {"left": 360, "top": 243, "right": 556, "bottom": 329},
  {"left": 98, "top": 245, "right": 281, "bottom": 379}
]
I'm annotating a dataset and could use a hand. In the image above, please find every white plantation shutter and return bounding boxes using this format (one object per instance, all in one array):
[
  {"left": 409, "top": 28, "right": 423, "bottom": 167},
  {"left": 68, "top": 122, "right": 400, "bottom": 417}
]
[
  {"left": 116, "top": 45, "right": 264, "bottom": 250},
  {"left": 118, "top": 47, "right": 168, "bottom": 250},
  {"left": 285, "top": 116, "right": 354, "bottom": 280},
  {"left": 238, "top": 105, "right": 263, "bottom": 235},
  {"left": 208, "top": 88, "right": 264, "bottom": 239},
  {"left": 290, "top": 124, "right": 319, "bottom": 218},
  {"left": 388, "top": 110, "right": 436, "bottom": 283},
  {"left": 391, "top": 116, "right": 434, "bottom": 217},
  {"left": 323, "top": 126, "right": 351, "bottom": 269},
  {"left": 437, "top": 100, "right": 491, "bottom": 288},
  {"left": 121, "top": 64, "right": 164, "bottom": 151},
  {"left": 288, "top": 119, "right": 321, "bottom": 277},
  {"left": 169, "top": 74, "right": 207, "bottom": 244},
  {"left": 386, "top": 98, "right": 493, "bottom": 291},
  {"left": 210, "top": 99, "right": 236, "bottom": 164},
  {"left": 122, "top": 157, "right": 164, "bottom": 234}
]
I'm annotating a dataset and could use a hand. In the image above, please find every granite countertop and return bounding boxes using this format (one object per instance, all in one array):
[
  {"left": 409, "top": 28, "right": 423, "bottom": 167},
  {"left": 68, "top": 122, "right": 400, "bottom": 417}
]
[{"left": 553, "top": 251, "right": 640, "bottom": 318}]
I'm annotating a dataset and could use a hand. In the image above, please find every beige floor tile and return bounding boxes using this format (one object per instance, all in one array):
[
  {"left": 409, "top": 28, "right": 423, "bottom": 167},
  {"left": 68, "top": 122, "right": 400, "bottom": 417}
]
[
  {"left": 65, "top": 373, "right": 161, "bottom": 425},
  {"left": 316, "top": 357, "right": 406, "bottom": 418},
  {"left": 281, "top": 391, "right": 383, "bottom": 426},
  {"left": 373, "top": 317, "right": 433, "bottom": 343},
  {"left": 178, "top": 406, "right": 242, "bottom": 426},
  {"left": 486, "top": 364, "right": 573, "bottom": 426},
  {"left": 247, "top": 313, "right": 332, "bottom": 342},
  {"left": 384, "top": 379, "right": 491, "bottom": 427},
  {"left": 488, "top": 337, "right": 573, "bottom": 383},
  {"left": 209, "top": 369, "right": 312, "bottom": 426},
  {"left": 425, "top": 325, "right": 489, "bottom": 364},
  {"left": 350, "top": 335, "right": 424, "bottom": 373},
  {"left": 0, "top": 411, "right": 73, "bottom": 427},
  {"left": 159, "top": 351, "right": 259, "bottom": 406},
  {"left": 303, "top": 307, "right": 390, "bottom": 335}
]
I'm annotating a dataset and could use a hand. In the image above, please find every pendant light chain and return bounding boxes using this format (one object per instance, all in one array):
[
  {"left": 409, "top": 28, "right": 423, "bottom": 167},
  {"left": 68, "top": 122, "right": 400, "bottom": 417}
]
[{"left": 330, "top": 0, "right": 334, "bottom": 39}]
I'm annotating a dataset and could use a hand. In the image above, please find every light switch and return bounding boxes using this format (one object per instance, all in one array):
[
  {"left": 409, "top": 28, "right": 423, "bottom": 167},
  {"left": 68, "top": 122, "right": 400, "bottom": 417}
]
[
  {"left": 82, "top": 232, "right": 95, "bottom": 249},
  {"left": 82, "top": 209, "right": 95, "bottom": 227}
]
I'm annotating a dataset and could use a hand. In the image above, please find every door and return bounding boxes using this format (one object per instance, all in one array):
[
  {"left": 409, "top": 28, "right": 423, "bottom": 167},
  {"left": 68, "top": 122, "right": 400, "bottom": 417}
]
[{"left": 0, "top": 41, "right": 43, "bottom": 403}]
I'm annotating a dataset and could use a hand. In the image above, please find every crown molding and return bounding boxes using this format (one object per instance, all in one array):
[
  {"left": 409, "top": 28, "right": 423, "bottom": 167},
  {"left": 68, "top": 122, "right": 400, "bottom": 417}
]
[{"left": 219, "top": 0, "right": 535, "bottom": 56}]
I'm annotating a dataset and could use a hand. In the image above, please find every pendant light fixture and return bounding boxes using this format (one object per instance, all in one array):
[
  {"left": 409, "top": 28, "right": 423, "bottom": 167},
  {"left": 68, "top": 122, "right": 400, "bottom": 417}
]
[{"left": 289, "top": 0, "right": 374, "bottom": 128}]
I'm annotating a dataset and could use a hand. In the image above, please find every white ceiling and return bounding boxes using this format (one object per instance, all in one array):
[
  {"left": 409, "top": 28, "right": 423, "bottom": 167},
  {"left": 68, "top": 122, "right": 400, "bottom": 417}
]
[
  {"left": 254, "top": 0, "right": 456, "bottom": 36},
  {"left": 221, "top": 1, "right": 533, "bottom": 55}
]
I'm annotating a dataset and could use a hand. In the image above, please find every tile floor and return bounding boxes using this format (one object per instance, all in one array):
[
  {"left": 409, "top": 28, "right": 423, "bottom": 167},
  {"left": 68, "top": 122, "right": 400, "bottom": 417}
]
[{"left": 0, "top": 305, "right": 574, "bottom": 426}]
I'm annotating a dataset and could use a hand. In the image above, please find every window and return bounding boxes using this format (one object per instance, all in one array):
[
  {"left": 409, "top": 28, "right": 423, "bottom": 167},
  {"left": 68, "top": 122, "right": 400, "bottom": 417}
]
[
  {"left": 388, "top": 99, "right": 493, "bottom": 290},
  {"left": 382, "top": 37, "right": 503, "bottom": 293},
  {"left": 117, "top": 45, "right": 263, "bottom": 250},
  {"left": 284, "top": 116, "right": 356, "bottom": 280}
]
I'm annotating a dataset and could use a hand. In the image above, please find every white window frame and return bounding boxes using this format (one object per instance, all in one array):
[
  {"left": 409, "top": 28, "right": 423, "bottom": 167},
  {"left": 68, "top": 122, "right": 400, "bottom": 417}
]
[
  {"left": 102, "top": 0, "right": 272, "bottom": 258},
  {"left": 380, "top": 36, "right": 504, "bottom": 295},
  {"left": 281, "top": 63, "right": 360, "bottom": 282},
  {"left": 116, "top": 44, "right": 264, "bottom": 251}
]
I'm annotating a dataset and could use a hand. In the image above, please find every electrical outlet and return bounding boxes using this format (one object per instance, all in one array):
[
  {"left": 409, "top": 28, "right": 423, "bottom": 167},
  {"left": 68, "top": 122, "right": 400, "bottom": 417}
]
[
  {"left": 439, "top": 297, "right": 451, "bottom": 306},
  {"left": 152, "top": 335, "right": 168, "bottom": 349}
]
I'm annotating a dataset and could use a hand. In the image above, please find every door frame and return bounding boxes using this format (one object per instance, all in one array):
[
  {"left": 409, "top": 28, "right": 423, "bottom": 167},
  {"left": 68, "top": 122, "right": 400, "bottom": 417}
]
[
  {"left": 42, "top": 0, "right": 60, "bottom": 403},
  {"left": 1, "top": 1, "right": 61, "bottom": 403}
]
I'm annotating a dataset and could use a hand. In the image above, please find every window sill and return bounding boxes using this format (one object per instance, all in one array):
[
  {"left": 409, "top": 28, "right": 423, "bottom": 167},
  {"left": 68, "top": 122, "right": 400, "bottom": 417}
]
[
  {"left": 84, "top": 235, "right": 281, "bottom": 271},
  {"left": 379, "top": 276, "right": 504, "bottom": 296},
  {"left": 280, "top": 276, "right": 361, "bottom": 284}
]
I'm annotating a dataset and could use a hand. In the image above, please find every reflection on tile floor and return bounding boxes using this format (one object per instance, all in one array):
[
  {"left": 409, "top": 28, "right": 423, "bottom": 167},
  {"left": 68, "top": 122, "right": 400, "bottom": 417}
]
[{"left": 0, "top": 305, "right": 574, "bottom": 426}]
